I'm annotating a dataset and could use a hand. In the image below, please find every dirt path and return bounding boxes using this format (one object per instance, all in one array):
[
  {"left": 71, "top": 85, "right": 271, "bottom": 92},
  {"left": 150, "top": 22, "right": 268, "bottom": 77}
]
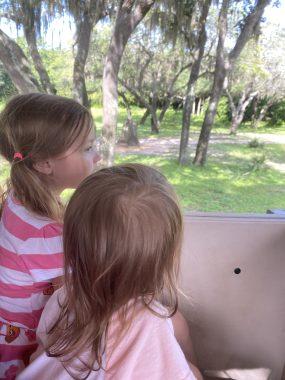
[
  {"left": 115, "top": 131, "right": 285, "bottom": 172},
  {"left": 116, "top": 132, "right": 284, "bottom": 156}
]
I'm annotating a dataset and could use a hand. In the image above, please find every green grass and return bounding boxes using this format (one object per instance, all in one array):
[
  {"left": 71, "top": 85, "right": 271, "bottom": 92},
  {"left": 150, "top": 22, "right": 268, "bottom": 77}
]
[{"left": 115, "top": 142, "right": 285, "bottom": 213}]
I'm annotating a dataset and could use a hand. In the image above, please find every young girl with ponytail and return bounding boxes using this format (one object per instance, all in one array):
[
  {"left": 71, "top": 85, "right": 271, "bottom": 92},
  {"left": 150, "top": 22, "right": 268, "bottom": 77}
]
[{"left": 0, "top": 93, "right": 100, "bottom": 379}]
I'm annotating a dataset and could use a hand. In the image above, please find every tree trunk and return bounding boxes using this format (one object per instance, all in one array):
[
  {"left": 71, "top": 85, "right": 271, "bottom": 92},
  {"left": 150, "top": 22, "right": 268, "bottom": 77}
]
[
  {"left": 251, "top": 98, "right": 271, "bottom": 129},
  {"left": 119, "top": 117, "right": 139, "bottom": 146},
  {"left": 73, "top": 15, "right": 93, "bottom": 107},
  {"left": 118, "top": 91, "right": 139, "bottom": 146},
  {"left": 101, "top": 0, "right": 155, "bottom": 166},
  {"left": 179, "top": 0, "right": 211, "bottom": 165},
  {"left": 151, "top": 110, "right": 160, "bottom": 134},
  {"left": 0, "top": 29, "right": 41, "bottom": 93},
  {"left": 229, "top": 90, "right": 258, "bottom": 134},
  {"left": 24, "top": 26, "right": 56, "bottom": 94},
  {"left": 193, "top": 0, "right": 229, "bottom": 165},
  {"left": 151, "top": 74, "right": 159, "bottom": 133},
  {"left": 158, "top": 100, "right": 170, "bottom": 124},
  {"left": 194, "top": 0, "right": 271, "bottom": 166},
  {"left": 72, "top": 0, "right": 106, "bottom": 106},
  {"left": 139, "top": 109, "right": 150, "bottom": 125},
  {"left": 251, "top": 96, "right": 259, "bottom": 129},
  {"left": 256, "top": 102, "right": 271, "bottom": 126}
]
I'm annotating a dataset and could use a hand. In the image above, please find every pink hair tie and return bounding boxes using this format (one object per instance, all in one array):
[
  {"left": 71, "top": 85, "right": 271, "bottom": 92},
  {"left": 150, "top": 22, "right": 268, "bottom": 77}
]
[{"left": 13, "top": 152, "right": 23, "bottom": 160}]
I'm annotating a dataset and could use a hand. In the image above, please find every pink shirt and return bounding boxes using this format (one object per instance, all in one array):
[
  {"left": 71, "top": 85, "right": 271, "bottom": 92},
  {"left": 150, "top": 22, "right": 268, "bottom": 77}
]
[
  {"left": 0, "top": 195, "right": 63, "bottom": 330},
  {"left": 18, "top": 288, "right": 196, "bottom": 379}
]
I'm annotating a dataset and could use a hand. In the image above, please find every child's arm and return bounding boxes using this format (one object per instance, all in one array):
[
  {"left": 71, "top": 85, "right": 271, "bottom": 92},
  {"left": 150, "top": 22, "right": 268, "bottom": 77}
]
[
  {"left": 188, "top": 361, "right": 204, "bottom": 380},
  {"left": 171, "top": 310, "right": 203, "bottom": 379},
  {"left": 171, "top": 310, "right": 197, "bottom": 364}
]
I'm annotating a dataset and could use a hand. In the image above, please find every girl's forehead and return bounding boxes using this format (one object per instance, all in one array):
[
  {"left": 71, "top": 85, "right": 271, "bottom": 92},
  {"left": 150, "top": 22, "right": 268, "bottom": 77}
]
[
  {"left": 56, "top": 128, "right": 95, "bottom": 159},
  {"left": 74, "top": 128, "right": 95, "bottom": 148},
  {"left": 86, "top": 129, "right": 95, "bottom": 141}
]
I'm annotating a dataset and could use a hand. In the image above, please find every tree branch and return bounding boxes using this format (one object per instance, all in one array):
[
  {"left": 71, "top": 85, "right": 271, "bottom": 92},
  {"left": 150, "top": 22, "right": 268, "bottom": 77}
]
[
  {"left": 0, "top": 12, "right": 18, "bottom": 23},
  {"left": 119, "top": 78, "right": 152, "bottom": 111},
  {"left": 229, "top": 0, "right": 271, "bottom": 64}
]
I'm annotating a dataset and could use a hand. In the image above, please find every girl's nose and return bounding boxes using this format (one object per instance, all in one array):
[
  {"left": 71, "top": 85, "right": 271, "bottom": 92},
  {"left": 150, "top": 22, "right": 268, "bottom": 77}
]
[{"left": 93, "top": 152, "right": 101, "bottom": 164}]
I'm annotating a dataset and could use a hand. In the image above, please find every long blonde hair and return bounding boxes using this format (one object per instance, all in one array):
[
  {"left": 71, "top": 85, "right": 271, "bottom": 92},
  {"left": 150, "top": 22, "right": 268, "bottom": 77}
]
[
  {"left": 0, "top": 93, "right": 93, "bottom": 221},
  {"left": 47, "top": 163, "right": 183, "bottom": 379}
]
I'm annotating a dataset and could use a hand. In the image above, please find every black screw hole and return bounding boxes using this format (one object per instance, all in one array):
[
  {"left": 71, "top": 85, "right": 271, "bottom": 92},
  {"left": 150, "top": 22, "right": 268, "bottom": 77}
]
[{"left": 234, "top": 268, "right": 241, "bottom": 274}]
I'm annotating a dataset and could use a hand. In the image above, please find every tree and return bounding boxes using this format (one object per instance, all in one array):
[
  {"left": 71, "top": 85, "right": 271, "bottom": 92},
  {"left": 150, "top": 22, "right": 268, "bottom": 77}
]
[
  {"left": 251, "top": 22, "right": 285, "bottom": 127},
  {"left": 119, "top": 28, "right": 191, "bottom": 134},
  {"left": 0, "top": 28, "right": 41, "bottom": 93},
  {"left": 226, "top": 41, "right": 264, "bottom": 133},
  {"left": 0, "top": 0, "right": 56, "bottom": 93},
  {"left": 64, "top": 0, "right": 108, "bottom": 107},
  {"left": 101, "top": 0, "right": 155, "bottom": 166},
  {"left": 101, "top": 0, "right": 155, "bottom": 165},
  {"left": 117, "top": 90, "right": 139, "bottom": 146},
  {"left": 193, "top": 0, "right": 271, "bottom": 166},
  {"left": 227, "top": 88, "right": 258, "bottom": 133},
  {"left": 178, "top": 0, "right": 212, "bottom": 165},
  {"left": 0, "top": 0, "right": 110, "bottom": 103}
]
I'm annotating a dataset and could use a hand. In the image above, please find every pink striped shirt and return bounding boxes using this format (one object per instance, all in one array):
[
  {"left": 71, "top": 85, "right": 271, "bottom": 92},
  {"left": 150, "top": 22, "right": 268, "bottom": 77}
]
[{"left": 0, "top": 194, "right": 64, "bottom": 330}]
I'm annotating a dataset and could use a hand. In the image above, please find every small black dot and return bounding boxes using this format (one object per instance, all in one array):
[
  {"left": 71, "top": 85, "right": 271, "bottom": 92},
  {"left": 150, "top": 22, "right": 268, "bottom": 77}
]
[{"left": 234, "top": 268, "right": 241, "bottom": 274}]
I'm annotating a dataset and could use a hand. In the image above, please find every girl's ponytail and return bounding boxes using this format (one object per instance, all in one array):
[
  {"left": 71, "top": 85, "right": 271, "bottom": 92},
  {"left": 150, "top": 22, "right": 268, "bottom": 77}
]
[{"left": 10, "top": 160, "right": 63, "bottom": 221}]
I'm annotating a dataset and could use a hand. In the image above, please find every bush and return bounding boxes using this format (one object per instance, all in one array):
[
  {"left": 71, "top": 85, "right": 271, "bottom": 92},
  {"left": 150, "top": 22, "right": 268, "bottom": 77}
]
[
  {"left": 249, "top": 153, "right": 266, "bottom": 171},
  {"left": 248, "top": 138, "right": 264, "bottom": 148},
  {"left": 216, "top": 96, "right": 231, "bottom": 122},
  {"left": 268, "top": 100, "right": 285, "bottom": 125}
]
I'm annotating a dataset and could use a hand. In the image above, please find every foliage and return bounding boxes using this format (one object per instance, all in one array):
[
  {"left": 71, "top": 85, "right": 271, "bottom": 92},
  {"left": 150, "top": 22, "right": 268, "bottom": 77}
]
[
  {"left": 248, "top": 138, "right": 264, "bottom": 148},
  {"left": 216, "top": 96, "right": 230, "bottom": 122},
  {"left": 0, "top": 64, "right": 16, "bottom": 99},
  {"left": 86, "top": 25, "right": 112, "bottom": 105},
  {"left": 267, "top": 100, "right": 285, "bottom": 125},
  {"left": 228, "top": 41, "right": 267, "bottom": 96},
  {"left": 248, "top": 153, "right": 266, "bottom": 171},
  {"left": 120, "top": 24, "right": 190, "bottom": 106},
  {"left": 40, "top": 47, "right": 73, "bottom": 96}
]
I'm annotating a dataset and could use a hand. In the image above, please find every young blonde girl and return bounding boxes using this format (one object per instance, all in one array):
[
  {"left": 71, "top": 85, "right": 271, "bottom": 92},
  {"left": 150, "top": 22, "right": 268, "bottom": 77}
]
[
  {"left": 19, "top": 163, "right": 201, "bottom": 379},
  {"left": 0, "top": 93, "right": 100, "bottom": 379}
]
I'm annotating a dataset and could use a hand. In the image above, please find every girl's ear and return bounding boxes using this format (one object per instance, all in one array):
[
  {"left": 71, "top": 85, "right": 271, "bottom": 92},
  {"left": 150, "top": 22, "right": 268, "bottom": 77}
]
[{"left": 33, "top": 159, "right": 53, "bottom": 175}]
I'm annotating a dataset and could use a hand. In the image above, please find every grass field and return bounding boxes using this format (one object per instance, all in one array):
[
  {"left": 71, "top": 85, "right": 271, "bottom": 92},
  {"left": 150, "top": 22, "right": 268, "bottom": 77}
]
[
  {"left": 1, "top": 106, "right": 285, "bottom": 213},
  {"left": 116, "top": 145, "right": 285, "bottom": 213}
]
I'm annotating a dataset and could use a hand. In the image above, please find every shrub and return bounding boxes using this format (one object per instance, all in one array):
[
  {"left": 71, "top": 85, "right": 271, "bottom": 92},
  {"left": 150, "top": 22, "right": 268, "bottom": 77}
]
[
  {"left": 216, "top": 96, "right": 231, "bottom": 122},
  {"left": 248, "top": 138, "right": 264, "bottom": 148},
  {"left": 249, "top": 153, "right": 266, "bottom": 171}
]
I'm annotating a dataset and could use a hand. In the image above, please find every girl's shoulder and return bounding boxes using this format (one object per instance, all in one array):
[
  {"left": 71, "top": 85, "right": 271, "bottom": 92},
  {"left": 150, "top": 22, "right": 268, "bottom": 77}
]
[
  {"left": 106, "top": 301, "right": 194, "bottom": 379},
  {"left": 3, "top": 193, "right": 62, "bottom": 241},
  {"left": 109, "top": 300, "right": 173, "bottom": 342}
]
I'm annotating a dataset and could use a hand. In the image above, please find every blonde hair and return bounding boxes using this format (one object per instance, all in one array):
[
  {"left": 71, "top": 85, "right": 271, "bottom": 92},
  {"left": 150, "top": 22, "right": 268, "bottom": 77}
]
[
  {"left": 0, "top": 93, "right": 93, "bottom": 221},
  {"left": 47, "top": 163, "right": 183, "bottom": 379}
]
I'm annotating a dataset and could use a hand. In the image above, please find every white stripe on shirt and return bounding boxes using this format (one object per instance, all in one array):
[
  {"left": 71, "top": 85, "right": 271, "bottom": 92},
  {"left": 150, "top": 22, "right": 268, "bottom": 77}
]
[{"left": 0, "top": 265, "right": 32, "bottom": 286}]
